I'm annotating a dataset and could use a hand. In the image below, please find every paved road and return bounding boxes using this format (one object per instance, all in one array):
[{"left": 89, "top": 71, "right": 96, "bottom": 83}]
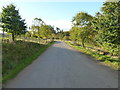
[{"left": 5, "top": 41, "right": 118, "bottom": 88}]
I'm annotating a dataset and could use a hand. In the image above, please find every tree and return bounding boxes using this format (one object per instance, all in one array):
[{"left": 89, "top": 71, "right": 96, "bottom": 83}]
[
  {"left": 63, "top": 31, "right": 70, "bottom": 40},
  {"left": 1, "top": 4, "right": 27, "bottom": 41},
  {"left": 39, "top": 25, "right": 54, "bottom": 40},
  {"left": 71, "top": 12, "right": 94, "bottom": 47},
  {"left": 31, "top": 18, "right": 46, "bottom": 41},
  {"left": 57, "top": 30, "right": 64, "bottom": 40},
  {"left": 32, "top": 18, "right": 44, "bottom": 37},
  {"left": 93, "top": 1, "right": 119, "bottom": 44},
  {"left": 72, "top": 12, "right": 93, "bottom": 27},
  {"left": 19, "top": 19, "right": 27, "bottom": 39},
  {"left": 91, "top": 1, "right": 120, "bottom": 55},
  {"left": 64, "top": 31, "right": 70, "bottom": 37},
  {"left": 25, "top": 31, "right": 31, "bottom": 37},
  {"left": 56, "top": 27, "right": 60, "bottom": 33},
  {"left": 100, "top": 1, "right": 120, "bottom": 45},
  {"left": 70, "top": 26, "right": 81, "bottom": 45},
  {"left": 79, "top": 26, "right": 96, "bottom": 47}
]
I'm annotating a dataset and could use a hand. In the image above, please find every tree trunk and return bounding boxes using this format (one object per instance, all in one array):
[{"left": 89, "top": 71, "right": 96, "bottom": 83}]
[
  {"left": 2, "top": 30, "right": 4, "bottom": 38},
  {"left": 12, "top": 34, "right": 15, "bottom": 42},
  {"left": 118, "top": 50, "right": 120, "bottom": 70},
  {"left": 82, "top": 40, "right": 85, "bottom": 47}
]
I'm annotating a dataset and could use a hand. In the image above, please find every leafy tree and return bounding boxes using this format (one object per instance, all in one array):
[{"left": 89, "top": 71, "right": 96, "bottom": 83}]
[
  {"left": 64, "top": 31, "right": 70, "bottom": 37},
  {"left": 92, "top": 1, "right": 119, "bottom": 44},
  {"left": 69, "top": 1, "right": 119, "bottom": 55},
  {"left": 39, "top": 25, "right": 54, "bottom": 39},
  {"left": 70, "top": 26, "right": 81, "bottom": 44},
  {"left": 34, "top": 18, "right": 45, "bottom": 26},
  {"left": 91, "top": 1, "right": 120, "bottom": 55},
  {"left": 58, "top": 30, "right": 64, "bottom": 40},
  {"left": 31, "top": 18, "right": 56, "bottom": 42},
  {"left": 25, "top": 31, "right": 31, "bottom": 37},
  {"left": 72, "top": 12, "right": 93, "bottom": 27},
  {"left": 100, "top": 1, "right": 120, "bottom": 45},
  {"left": 31, "top": 18, "right": 45, "bottom": 39},
  {"left": 71, "top": 12, "right": 94, "bottom": 47},
  {"left": 1, "top": 4, "right": 27, "bottom": 41},
  {"left": 79, "top": 26, "right": 97, "bottom": 47},
  {"left": 63, "top": 31, "right": 70, "bottom": 40}
]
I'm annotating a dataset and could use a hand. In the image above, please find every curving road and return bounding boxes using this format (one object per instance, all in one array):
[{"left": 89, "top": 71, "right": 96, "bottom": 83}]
[{"left": 5, "top": 41, "right": 118, "bottom": 88}]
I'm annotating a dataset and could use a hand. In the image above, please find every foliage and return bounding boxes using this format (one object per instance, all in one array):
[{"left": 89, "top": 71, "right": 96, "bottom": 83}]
[
  {"left": 91, "top": 1, "right": 120, "bottom": 55},
  {"left": 67, "top": 2, "right": 120, "bottom": 66},
  {"left": 72, "top": 12, "right": 93, "bottom": 27},
  {"left": 25, "top": 31, "right": 31, "bottom": 37},
  {"left": 70, "top": 26, "right": 81, "bottom": 41},
  {"left": 31, "top": 18, "right": 44, "bottom": 39},
  {"left": 39, "top": 25, "right": 55, "bottom": 39},
  {"left": 57, "top": 30, "right": 64, "bottom": 40},
  {"left": 1, "top": 4, "right": 27, "bottom": 41},
  {"left": 70, "top": 12, "right": 95, "bottom": 47},
  {"left": 31, "top": 18, "right": 55, "bottom": 40},
  {"left": 69, "top": 1, "right": 120, "bottom": 55}
]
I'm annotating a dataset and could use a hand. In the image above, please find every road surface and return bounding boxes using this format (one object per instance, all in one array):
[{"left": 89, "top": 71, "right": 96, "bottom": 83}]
[{"left": 5, "top": 41, "right": 118, "bottom": 88}]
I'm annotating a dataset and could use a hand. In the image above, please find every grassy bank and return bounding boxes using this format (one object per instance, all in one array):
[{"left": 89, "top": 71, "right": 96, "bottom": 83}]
[
  {"left": 65, "top": 41, "right": 119, "bottom": 70},
  {"left": 2, "top": 40, "right": 54, "bottom": 83}
]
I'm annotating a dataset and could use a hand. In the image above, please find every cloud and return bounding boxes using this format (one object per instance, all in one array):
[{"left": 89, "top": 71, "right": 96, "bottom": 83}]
[
  {"left": 26, "top": 19, "right": 72, "bottom": 31},
  {"left": 45, "top": 20, "right": 72, "bottom": 31}
]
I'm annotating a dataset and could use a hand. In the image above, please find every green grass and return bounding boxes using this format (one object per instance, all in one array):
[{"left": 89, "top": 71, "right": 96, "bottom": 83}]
[
  {"left": 65, "top": 41, "right": 119, "bottom": 70},
  {"left": 2, "top": 40, "right": 55, "bottom": 83}
]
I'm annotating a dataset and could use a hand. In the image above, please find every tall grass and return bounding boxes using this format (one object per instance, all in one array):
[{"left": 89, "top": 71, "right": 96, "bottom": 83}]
[
  {"left": 2, "top": 40, "right": 54, "bottom": 83},
  {"left": 65, "top": 41, "right": 119, "bottom": 70}
]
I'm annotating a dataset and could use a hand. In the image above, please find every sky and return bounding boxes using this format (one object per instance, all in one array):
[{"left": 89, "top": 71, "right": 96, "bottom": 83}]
[{"left": 0, "top": 0, "right": 105, "bottom": 31}]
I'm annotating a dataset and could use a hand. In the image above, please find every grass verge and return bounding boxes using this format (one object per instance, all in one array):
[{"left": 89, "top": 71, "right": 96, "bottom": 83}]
[
  {"left": 2, "top": 40, "right": 55, "bottom": 83},
  {"left": 65, "top": 41, "right": 119, "bottom": 70}
]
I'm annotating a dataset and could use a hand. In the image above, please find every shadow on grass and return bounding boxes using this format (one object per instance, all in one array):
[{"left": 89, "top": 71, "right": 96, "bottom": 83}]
[{"left": 101, "top": 59, "right": 119, "bottom": 62}]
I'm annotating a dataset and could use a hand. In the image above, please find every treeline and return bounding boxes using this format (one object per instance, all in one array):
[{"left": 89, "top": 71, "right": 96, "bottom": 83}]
[
  {"left": 26, "top": 18, "right": 55, "bottom": 43},
  {"left": 24, "top": 18, "right": 69, "bottom": 42},
  {"left": 0, "top": 2, "right": 119, "bottom": 56},
  {"left": 68, "top": 1, "right": 120, "bottom": 56},
  {"left": 0, "top": 4, "right": 66, "bottom": 43}
]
